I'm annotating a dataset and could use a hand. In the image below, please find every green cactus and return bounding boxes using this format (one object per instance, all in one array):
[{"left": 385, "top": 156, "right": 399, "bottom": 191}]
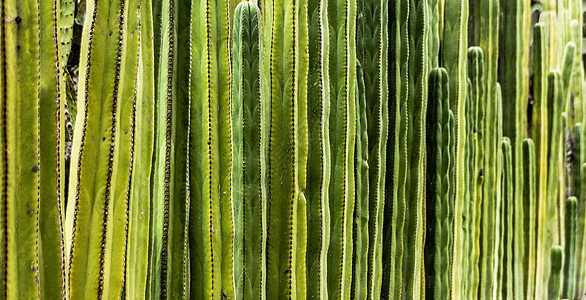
[
  {"left": 549, "top": 246, "right": 563, "bottom": 300},
  {"left": 499, "top": 137, "right": 513, "bottom": 299},
  {"left": 262, "top": 0, "right": 309, "bottom": 298},
  {"left": 523, "top": 138, "right": 537, "bottom": 299},
  {"left": 424, "top": 67, "right": 452, "bottom": 300},
  {"left": 232, "top": 3, "right": 265, "bottom": 299},
  {"left": 562, "top": 196, "right": 578, "bottom": 299},
  {"left": 306, "top": 0, "right": 331, "bottom": 298}
]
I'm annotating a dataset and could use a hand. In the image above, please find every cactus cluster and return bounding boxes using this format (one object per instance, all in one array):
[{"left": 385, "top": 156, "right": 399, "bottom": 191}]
[{"left": 0, "top": 0, "right": 585, "bottom": 299}]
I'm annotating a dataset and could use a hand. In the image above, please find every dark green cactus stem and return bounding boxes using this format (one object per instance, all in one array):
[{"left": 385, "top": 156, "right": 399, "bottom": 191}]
[
  {"left": 188, "top": 0, "right": 235, "bottom": 299},
  {"left": 1, "top": 0, "right": 42, "bottom": 297},
  {"left": 532, "top": 22, "right": 550, "bottom": 300},
  {"left": 523, "top": 138, "right": 537, "bottom": 299},
  {"left": 562, "top": 196, "right": 577, "bottom": 299},
  {"left": 356, "top": 0, "right": 388, "bottom": 298},
  {"left": 232, "top": 3, "right": 265, "bottom": 299},
  {"left": 125, "top": 0, "right": 155, "bottom": 296},
  {"left": 306, "top": 0, "right": 331, "bottom": 298},
  {"left": 383, "top": 0, "right": 409, "bottom": 297},
  {"left": 325, "top": 0, "right": 356, "bottom": 298},
  {"left": 263, "top": 0, "right": 309, "bottom": 298},
  {"left": 548, "top": 246, "right": 563, "bottom": 300},
  {"left": 352, "top": 60, "right": 369, "bottom": 300},
  {"left": 424, "top": 67, "right": 452, "bottom": 300},
  {"left": 403, "top": 0, "right": 429, "bottom": 297},
  {"left": 561, "top": 42, "right": 576, "bottom": 115},
  {"left": 467, "top": 46, "right": 485, "bottom": 297}
]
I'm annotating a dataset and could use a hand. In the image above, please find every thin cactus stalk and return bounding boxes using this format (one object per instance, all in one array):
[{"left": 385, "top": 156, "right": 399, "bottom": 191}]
[
  {"left": 232, "top": 3, "right": 264, "bottom": 300},
  {"left": 125, "top": 0, "right": 155, "bottom": 296},
  {"left": 478, "top": 0, "right": 499, "bottom": 297},
  {"left": 548, "top": 246, "right": 563, "bottom": 300},
  {"left": 263, "top": 0, "right": 309, "bottom": 298},
  {"left": 324, "top": 0, "right": 357, "bottom": 299},
  {"left": 188, "top": 0, "right": 235, "bottom": 299},
  {"left": 1, "top": 0, "right": 42, "bottom": 298},
  {"left": 306, "top": 0, "right": 331, "bottom": 298},
  {"left": 352, "top": 60, "right": 369, "bottom": 300},
  {"left": 403, "top": 0, "right": 429, "bottom": 297},
  {"left": 440, "top": 1, "right": 469, "bottom": 297},
  {"left": 523, "top": 138, "right": 537, "bottom": 300},
  {"left": 562, "top": 196, "right": 577, "bottom": 298},
  {"left": 424, "top": 67, "right": 452, "bottom": 300},
  {"left": 580, "top": 163, "right": 586, "bottom": 295},
  {"left": 467, "top": 46, "right": 485, "bottom": 298},
  {"left": 383, "top": 0, "right": 409, "bottom": 297},
  {"left": 58, "top": 0, "right": 75, "bottom": 66},
  {"left": 499, "top": 137, "right": 513, "bottom": 299},
  {"left": 461, "top": 76, "right": 475, "bottom": 300},
  {"left": 355, "top": 0, "right": 389, "bottom": 298},
  {"left": 533, "top": 22, "right": 550, "bottom": 300}
]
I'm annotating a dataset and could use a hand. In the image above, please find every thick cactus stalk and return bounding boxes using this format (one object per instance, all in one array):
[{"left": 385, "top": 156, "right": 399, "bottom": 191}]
[
  {"left": 324, "top": 0, "right": 356, "bottom": 299},
  {"left": 532, "top": 23, "right": 550, "bottom": 300},
  {"left": 562, "top": 196, "right": 577, "bottom": 298},
  {"left": 461, "top": 75, "right": 475, "bottom": 300},
  {"left": 548, "top": 246, "right": 563, "bottom": 300},
  {"left": 125, "top": 0, "right": 155, "bottom": 297},
  {"left": 188, "top": 0, "right": 235, "bottom": 299},
  {"left": 424, "top": 67, "right": 452, "bottom": 300},
  {"left": 467, "top": 46, "right": 485, "bottom": 298},
  {"left": 263, "top": 0, "right": 309, "bottom": 298},
  {"left": 403, "top": 0, "right": 429, "bottom": 297},
  {"left": 499, "top": 137, "right": 513, "bottom": 299},
  {"left": 306, "top": 0, "right": 331, "bottom": 298},
  {"left": 523, "top": 138, "right": 537, "bottom": 299},
  {"left": 38, "top": 0, "right": 68, "bottom": 297},
  {"left": 383, "top": 0, "right": 409, "bottom": 297},
  {"left": 63, "top": 0, "right": 142, "bottom": 296},
  {"left": 232, "top": 3, "right": 265, "bottom": 299},
  {"left": 440, "top": 0, "right": 469, "bottom": 295},
  {"left": 351, "top": 61, "right": 369, "bottom": 300},
  {"left": 499, "top": 2, "right": 530, "bottom": 297},
  {"left": 478, "top": 1, "right": 499, "bottom": 298},
  {"left": 355, "top": 0, "right": 388, "bottom": 298},
  {"left": 1, "top": 0, "right": 42, "bottom": 298}
]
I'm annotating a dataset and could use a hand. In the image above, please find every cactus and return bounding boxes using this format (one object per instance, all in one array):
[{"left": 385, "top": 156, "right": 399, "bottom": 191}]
[
  {"left": 562, "top": 196, "right": 577, "bottom": 298},
  {"left": 306, "top": 0, "right": 331, "bottom": 298},
  {"left": 549, "top": 246, "right": 563, "bottom": 300},
  {"left": 424, "top": 67, "right": 452, "bottom": 300},
  {"left": 523, "top": 138, "right": 537, "bottom": 299},
  {"left": 232, "top": 3, "right": 265, "bottom": 299},
  {"left": 499, "top": 137, "right": 513, "bottom": 299}
]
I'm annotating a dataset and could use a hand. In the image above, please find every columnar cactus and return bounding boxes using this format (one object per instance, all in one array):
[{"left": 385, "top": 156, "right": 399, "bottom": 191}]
[
  {"left": 562, "top": 196, "right": 578, "bottom": 299},
  {"left": 523, "top": 138, "right": 537, "bottom": 299}
]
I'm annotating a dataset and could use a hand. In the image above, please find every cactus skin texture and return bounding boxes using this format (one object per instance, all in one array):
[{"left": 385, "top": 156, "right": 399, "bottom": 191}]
[
  {"left": 548, "top": 246, "right": 563, "bottom": 300},
  {"left": 232, "top": 3, "right": 265, "bottom": 299},
  {"left": 324, "top": 0, "right": 356, "bottom": 299},
  {"left": 523, "top": 138, "right": 537, "bottom": 299},
  {"left": 562, "top": 196, "right": 577, "bottom": 299},
  {"left": 306, "top": 0, "right": 331, "bottom": 298},
  {"left": 1, "top": 0, "right": 43, "bottom": 298},
  {"left": 63, "top": 0, "right": 142, "bottom": 295},
  {"left": 263, "top": 0, "right": 309, "bottom": 298},
  {"left": 424, "top": 67, "right": 452, "bottom": 300},
  {"left": 188, "top": 0, "right": 235, "bottom": 299}
]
